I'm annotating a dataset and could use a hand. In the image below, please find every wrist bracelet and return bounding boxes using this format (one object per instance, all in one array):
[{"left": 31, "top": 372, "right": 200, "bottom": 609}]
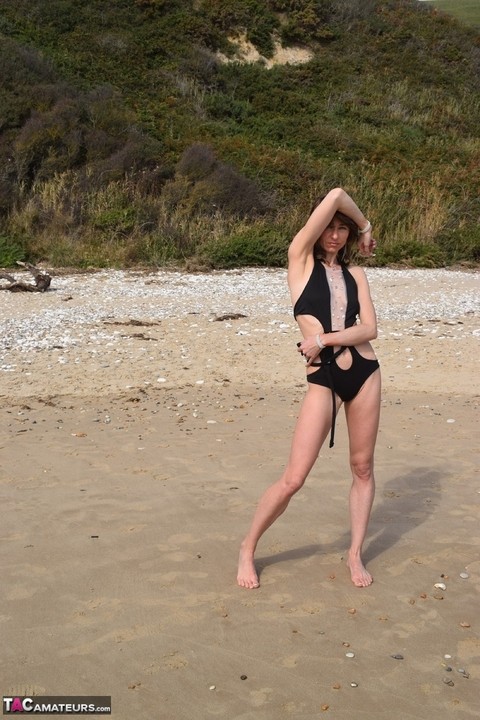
[
  {"left": 359, "top": 220, "right": 371, "bottom": 234},
  {"left": 315, "top": 334, "right": 325, "bottom": 350}
]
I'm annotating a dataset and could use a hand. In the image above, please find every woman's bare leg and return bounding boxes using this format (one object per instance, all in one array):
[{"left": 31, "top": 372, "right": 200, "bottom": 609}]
[
  {"left": 237, "top": 385, "right": 334, "bottom": 588},
  {"left": 344, "top": 369, "right": 381, "bottom": 587}
]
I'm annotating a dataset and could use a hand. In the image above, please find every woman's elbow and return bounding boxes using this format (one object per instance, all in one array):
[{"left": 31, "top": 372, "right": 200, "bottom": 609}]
[{"left": 360, "top": 321, "right": 377, "bottom": 341}]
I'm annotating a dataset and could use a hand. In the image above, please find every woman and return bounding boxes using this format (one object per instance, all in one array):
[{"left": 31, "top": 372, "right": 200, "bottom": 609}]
[{"left": 237, "top": 188, "right": 380, "bottom": 589}]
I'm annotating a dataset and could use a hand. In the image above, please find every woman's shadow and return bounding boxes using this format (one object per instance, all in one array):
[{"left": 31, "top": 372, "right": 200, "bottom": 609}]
[{"left": 255, "top": 466, "right": 442, "bottom": 578}]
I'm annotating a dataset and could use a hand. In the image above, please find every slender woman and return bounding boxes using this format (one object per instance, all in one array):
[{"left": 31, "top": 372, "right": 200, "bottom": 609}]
[{"left": 237, "top": 188, "right": 380, "bottom": 589}]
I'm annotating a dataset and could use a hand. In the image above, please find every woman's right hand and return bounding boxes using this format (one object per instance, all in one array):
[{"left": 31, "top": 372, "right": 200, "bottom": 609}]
[{"left": 297, "top": 337, "right": 322, "bottom": 366}]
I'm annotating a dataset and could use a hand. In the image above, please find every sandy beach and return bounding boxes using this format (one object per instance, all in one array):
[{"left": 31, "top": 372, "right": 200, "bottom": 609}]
[{"left": 1, "top": 267, "right": 479, "bottom": 719}]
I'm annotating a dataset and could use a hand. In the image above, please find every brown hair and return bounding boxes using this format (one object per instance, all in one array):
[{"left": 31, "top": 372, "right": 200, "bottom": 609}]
[{"left": 309, "top": 197, "right": 359, "bottom": 265}]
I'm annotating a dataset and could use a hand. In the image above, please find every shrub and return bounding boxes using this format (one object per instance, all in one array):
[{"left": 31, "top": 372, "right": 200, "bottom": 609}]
[
  {"left": 373, "top": 239, "right": 448, "bottom": 268},
  {"left": 177, "top": 143, "right": 217, "bottom": 180},
  {"left": 0, "top": 235, "right": 25, "bottom": 267},
  {"left": 200, "top": 0, "right": 279, "bottom": 56},
  {"left": 436, "top": 223, "right": 480, "bottom": 263},
  {"left": 176, "top": 143, "right": 272, "bottom": 215},
  {"left": 201, "top": 225, "right": 288, "bottom": 268}
]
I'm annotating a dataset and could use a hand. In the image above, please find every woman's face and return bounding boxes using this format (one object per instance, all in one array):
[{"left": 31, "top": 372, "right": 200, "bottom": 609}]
[{"left": 318, "top": 216, "right": 350, "bottom": 255}]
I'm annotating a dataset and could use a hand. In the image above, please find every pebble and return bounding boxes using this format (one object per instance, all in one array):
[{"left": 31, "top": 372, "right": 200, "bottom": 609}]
[
  {"left": 444, "top": 654, "right": 452, "bottom": 659},
  {"left": 391, "top": 654, "right": 404, "bottom": 660},
  {"left": 434, "top": 582, "right": 447, "bottom": 590},
  {"left": 209, "top": 685, "right": 216, "bottom": 691},
  {"left": 443, "top": 678, "right": 455, "bottom": 687},
  {"left": 2, "top": 268, "right": 478, "bottom": 362},
  {"left": 350, "top": 682, "right": 358, "bottom": 688},
  {"left": 459, "top": 572, "right": 469, "bottom": 579},
  {"left": 345, "top": 652, "right": 355, "bottom": 658}
]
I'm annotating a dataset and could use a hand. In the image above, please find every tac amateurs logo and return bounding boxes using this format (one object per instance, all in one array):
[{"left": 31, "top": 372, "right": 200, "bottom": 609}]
[{"left": 2, "top": 696, "right": 111, "bottom": 715}]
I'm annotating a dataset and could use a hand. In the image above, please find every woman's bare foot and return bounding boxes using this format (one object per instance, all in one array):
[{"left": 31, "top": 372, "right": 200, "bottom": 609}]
[
  {"left": 347, "top": 552, "right": 373, "bottom": 587},
  {"left": 237, "top": 544, "right": 260, "bottom": 589}
]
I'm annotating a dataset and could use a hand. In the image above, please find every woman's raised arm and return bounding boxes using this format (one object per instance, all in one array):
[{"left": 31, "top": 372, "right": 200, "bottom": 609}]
[{"left": 287, "top": 188, "right": 371, "bottom": 265}]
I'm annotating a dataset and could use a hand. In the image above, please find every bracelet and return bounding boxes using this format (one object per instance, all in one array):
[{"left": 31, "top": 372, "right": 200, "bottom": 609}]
[
  {"left": 359, "top": 220, "right": 371, "bottom": 234},
  {"left": 315, "top": 334, "right": 325, "bottom": 350}
]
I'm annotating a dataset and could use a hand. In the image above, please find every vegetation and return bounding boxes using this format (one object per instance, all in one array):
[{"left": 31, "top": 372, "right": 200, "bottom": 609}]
[
  {"left": 425, "top": 0, "right": 480, "bottom": 28},
  {"left": 0, "top": 0, "right": 479, "bottom": 268}
]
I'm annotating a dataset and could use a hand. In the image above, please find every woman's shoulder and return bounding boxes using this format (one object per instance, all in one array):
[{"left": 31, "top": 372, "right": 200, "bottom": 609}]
[
  {"left": 345, "top": 264, "right": 367, "bottom": 280},
  {"left": 344, "top": 265, "right": 372, "bottom": 293}
]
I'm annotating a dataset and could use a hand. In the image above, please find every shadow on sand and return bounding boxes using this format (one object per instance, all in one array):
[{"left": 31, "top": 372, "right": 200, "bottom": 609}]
[{"left": 255, "top": 467, "right": 443, "bottom": 580}]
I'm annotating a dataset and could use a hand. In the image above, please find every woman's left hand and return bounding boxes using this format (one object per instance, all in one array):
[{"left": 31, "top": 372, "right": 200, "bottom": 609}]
[{"left": 358, "top": 231, "right": 377, "bottom": 257}]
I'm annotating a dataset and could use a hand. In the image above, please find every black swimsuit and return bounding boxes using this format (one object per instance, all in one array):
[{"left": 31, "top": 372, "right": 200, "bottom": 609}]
[{"left": 293, "top": 260, "right": 379, "bottom": 447}]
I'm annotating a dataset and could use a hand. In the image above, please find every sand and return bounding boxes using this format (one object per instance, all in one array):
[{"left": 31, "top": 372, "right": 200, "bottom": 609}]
[{"left": 1, "top": 267, "right": 479, "bottom": 719}]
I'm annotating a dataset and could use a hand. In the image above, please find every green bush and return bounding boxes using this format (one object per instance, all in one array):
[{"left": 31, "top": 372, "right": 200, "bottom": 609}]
[
  {"left": 437, "top": 224, "right": 480, "bottom": 263},
  {"left": 92, "top": 207, "right": 136, "bottom": 233},
  {"left": 0, "top": 235, "right": 25, "bottom": 267},
  {"left": 374, "top": 239, "right": 448, "bottom": 268},
  {"left": 202, "top": 226, "right": 288, "bottom": 268},
  {"left": 176, "top": 143, "right": 273, "bottom": 216}
]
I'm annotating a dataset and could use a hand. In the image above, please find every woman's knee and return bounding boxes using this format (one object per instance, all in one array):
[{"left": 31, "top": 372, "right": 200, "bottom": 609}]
[
  {"left": 350, "top": 456, "right": 374, "bottom": 482},
  {"left": 280, "top": 470, "right": 306, "bottom": 496}
]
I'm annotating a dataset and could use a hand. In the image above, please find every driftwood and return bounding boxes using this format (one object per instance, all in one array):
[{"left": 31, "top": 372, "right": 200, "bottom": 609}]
[
  {"left": 213, "top": 313, "right": 247, "bottom": 321},
  {"left": 0, "top": 262, "right": 52, "bottom": 292},
  {"left": 103, "top": 319, "right": 161, "bottom": 327}
]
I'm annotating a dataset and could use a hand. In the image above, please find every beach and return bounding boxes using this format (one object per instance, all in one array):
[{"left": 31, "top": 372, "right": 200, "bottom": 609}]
[{"left": 1, "top": 267, "right": 479, "bottom": 719}]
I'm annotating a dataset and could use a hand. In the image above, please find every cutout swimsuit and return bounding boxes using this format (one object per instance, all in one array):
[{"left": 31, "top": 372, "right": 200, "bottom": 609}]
[{"left": 293, "top": 260, "right": 379, "bottom": 447}]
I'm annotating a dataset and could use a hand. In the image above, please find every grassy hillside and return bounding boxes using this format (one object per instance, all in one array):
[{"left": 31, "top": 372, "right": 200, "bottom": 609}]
[
  {"left": 0, "top": 0, "right": 479, "bottom": 268},
  {"left": 424, "top": 0, "right": 480, "bottom": 28}
]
